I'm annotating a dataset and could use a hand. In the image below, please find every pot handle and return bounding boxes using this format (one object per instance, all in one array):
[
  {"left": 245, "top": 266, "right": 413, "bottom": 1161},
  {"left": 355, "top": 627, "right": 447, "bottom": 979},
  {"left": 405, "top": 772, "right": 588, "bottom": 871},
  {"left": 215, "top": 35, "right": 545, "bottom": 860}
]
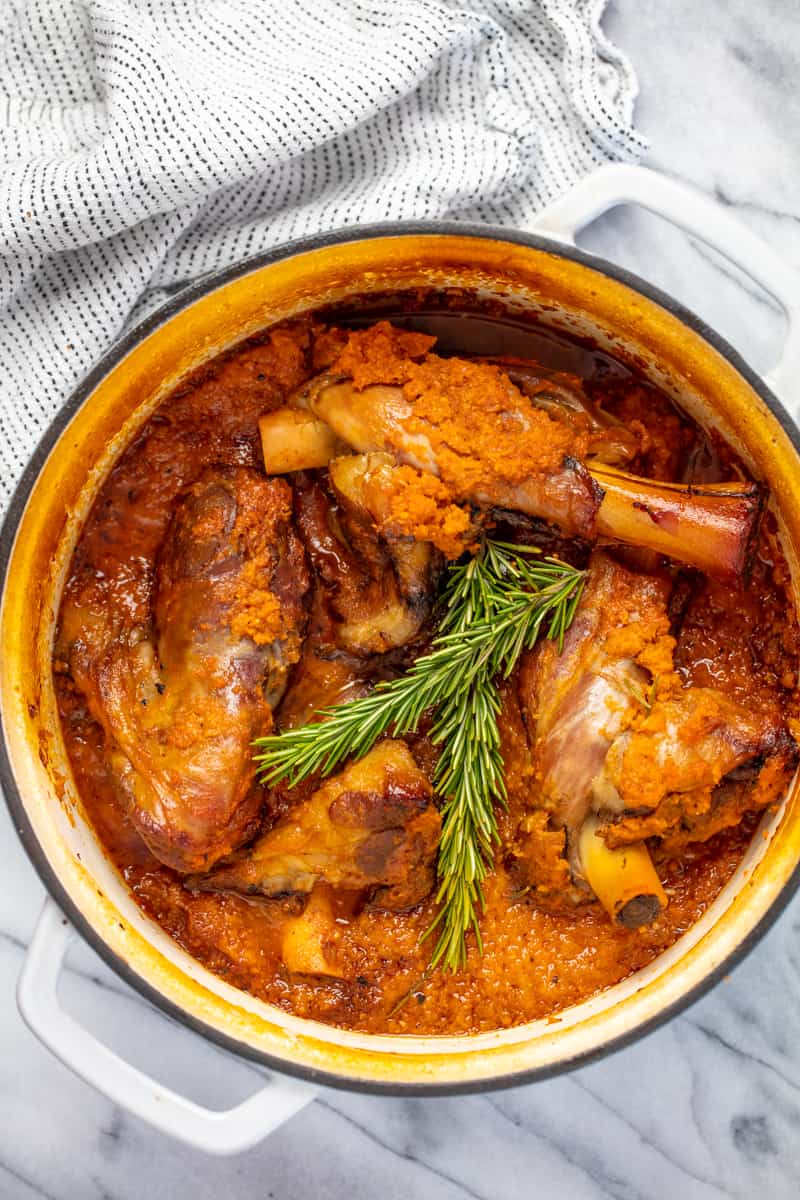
[
  {"left": 18, "top": 898, "right": 318, "bottom": 1155},
  {"left": 531, "top": 164, "right": 800, "bottom": 409}
]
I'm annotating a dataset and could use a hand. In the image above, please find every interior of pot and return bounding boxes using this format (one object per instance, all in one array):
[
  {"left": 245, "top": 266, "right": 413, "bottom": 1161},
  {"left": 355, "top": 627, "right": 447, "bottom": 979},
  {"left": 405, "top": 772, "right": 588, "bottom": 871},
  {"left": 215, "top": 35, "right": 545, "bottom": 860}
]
[{"left": 3, "top": 229, "right": 800, "bottom": 1091}]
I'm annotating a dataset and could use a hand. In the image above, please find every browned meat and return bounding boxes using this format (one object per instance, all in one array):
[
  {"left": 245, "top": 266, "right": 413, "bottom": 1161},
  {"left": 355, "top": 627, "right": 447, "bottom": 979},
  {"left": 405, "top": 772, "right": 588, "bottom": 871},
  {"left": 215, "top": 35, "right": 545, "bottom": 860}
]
[
  {"left": 514, "top": 552, "right": 673, "bottom": 904},
  {"left": 292, "top": 456, "right": 440, "bottom": 659},
  {"left": 71, "top": 467, "right": 309, "bottom": 873},
  {"left": 597, "top": 692, "right": 793, "bottom": 850},
  {"left": 515, "top": 551, "right": 794, "bottom": 914},
  {"left": 276, "top": 590, "right": 372, "bottom": 731},
  {"left": 290, "top": 326, "right": 762, "bottom": 578},
  {"left": 276, "top": 448, "right": 443, "bottom": 734},
  {"left": 277, "top": 453, "right": 442, "bottom": 730},
  {"left": 593, "top": 689, "right": 783, "bottom": 817},
  {"left": 519, "top": 554, "right": 673, "bottom": 835},
  {"left": 293, "top": 360, "right": 602, "bottom": 538},
  {"left": 188, "top": 740, "right": 441, "bottom": 910},
  {"left": 655, "top": 752, "right": 796, "bottom": 855}
]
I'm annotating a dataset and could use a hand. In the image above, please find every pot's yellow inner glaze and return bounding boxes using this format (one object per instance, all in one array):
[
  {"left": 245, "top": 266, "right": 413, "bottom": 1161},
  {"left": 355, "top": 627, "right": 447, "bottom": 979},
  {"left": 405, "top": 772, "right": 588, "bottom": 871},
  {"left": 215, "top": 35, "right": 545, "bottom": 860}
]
[{"left": 3, "top": 233, "right": 800, "bottom": 1086}]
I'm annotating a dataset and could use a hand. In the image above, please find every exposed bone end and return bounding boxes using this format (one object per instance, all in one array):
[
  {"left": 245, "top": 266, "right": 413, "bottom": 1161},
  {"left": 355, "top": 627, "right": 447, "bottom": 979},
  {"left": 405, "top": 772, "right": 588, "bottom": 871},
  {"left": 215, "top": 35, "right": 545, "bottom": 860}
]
[
  {"left": 616, "top": 893, "right": 664, "bottom": 929},
  {"left": 591, "top": 465, "right": 765, "bottom": 580},
  {"left": 578, "top": 814, "right": 667, "bottom": 929},
  {"left": 259, "top": 408, "right": 343, "bottom": 474},
  {"left": 281, "top": 888, "right": 345, "bottom": 978}
]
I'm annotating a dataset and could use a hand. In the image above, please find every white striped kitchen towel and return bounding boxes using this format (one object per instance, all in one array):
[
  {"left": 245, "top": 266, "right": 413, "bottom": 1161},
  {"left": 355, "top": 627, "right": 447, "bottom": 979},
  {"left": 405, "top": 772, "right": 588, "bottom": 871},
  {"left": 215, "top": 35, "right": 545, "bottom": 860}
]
[{"left": 0, "top": 0, "right": 646, "bottom": 511}]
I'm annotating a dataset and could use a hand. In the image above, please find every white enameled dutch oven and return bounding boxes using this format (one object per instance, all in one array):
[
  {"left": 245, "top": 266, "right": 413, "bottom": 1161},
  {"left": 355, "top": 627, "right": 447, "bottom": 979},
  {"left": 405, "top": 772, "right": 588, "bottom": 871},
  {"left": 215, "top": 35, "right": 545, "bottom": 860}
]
[{"left": 3, "top": 165, "right": 800, "bottom": 1154}]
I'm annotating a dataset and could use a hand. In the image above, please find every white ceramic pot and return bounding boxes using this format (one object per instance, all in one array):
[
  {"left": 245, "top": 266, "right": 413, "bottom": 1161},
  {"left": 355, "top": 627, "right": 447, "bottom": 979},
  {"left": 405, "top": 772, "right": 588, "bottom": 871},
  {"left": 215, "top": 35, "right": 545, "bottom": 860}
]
[{"left": 3, "top": 165, "right": 800, "bottom": 1154}]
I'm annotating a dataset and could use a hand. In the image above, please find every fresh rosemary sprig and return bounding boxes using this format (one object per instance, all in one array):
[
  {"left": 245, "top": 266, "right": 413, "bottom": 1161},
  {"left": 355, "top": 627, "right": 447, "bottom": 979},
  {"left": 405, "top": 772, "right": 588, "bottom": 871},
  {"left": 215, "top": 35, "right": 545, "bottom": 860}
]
[{"left": 253, "top": 540, "right": 585, "bottom": 970}]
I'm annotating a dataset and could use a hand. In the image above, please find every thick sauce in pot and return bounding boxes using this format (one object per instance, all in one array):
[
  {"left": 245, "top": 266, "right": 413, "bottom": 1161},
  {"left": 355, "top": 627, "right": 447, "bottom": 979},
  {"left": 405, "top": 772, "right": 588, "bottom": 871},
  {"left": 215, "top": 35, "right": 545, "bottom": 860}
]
[{"left": 54, "top": 311, "right": 799, "bottom": 1035}]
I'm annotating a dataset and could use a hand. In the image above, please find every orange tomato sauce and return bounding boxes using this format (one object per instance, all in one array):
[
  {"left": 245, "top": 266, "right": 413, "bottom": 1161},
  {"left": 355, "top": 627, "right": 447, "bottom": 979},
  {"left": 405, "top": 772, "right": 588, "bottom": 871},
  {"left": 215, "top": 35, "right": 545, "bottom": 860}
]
[{"left": 54, "top": 311, "right": 799, "bottom": 1035}]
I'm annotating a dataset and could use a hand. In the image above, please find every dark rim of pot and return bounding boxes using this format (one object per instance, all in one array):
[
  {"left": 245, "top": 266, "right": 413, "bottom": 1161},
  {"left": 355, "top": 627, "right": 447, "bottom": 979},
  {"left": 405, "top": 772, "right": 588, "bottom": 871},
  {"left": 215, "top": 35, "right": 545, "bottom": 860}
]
[{"left": 3, "top": 220, "right": 800, "bottom": 1098}]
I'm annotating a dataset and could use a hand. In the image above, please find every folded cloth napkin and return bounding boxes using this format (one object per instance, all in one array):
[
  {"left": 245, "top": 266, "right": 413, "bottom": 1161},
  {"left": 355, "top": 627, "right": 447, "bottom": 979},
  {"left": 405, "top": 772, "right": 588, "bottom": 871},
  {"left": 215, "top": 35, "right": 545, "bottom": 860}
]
[{"left": 0, "top": 0, "right": 645, "bottom": 512}]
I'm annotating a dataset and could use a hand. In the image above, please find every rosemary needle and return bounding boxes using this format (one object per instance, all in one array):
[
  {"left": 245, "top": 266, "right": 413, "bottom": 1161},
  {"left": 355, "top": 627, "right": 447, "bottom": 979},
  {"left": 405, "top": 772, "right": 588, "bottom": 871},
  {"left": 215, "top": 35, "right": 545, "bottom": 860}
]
[{"left": 253, "top": 539, "right": 586, "bottom": 971}]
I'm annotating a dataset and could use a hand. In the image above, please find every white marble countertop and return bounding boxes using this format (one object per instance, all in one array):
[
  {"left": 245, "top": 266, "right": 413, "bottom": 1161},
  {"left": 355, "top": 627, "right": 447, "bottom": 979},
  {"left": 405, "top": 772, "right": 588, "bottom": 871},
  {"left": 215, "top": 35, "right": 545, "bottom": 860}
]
[{"left": 3, "top": 1, "right": 800, "bottom": 1196}]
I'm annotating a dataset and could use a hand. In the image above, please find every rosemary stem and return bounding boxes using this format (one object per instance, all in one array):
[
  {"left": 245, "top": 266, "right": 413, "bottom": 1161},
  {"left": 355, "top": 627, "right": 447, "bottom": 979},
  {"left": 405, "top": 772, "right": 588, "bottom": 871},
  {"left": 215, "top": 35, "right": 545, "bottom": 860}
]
[{"left": 253, "top": 539, "right": 585, "bottom": 971}]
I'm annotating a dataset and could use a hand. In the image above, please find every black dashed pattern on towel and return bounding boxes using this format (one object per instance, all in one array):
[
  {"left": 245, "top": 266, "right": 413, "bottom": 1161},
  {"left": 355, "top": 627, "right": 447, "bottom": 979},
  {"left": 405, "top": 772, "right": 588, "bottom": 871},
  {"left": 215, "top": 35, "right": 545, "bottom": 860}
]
[{"left": 0, "top": 0, "right": 646, "bottom": 509}]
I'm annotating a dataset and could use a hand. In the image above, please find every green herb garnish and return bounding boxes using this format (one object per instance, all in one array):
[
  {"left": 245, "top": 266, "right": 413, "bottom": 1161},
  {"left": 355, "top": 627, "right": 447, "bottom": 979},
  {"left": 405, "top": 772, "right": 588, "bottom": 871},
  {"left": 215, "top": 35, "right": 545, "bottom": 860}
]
[{"left": 253, "top": 540, "right": 585, "bottom": 971}]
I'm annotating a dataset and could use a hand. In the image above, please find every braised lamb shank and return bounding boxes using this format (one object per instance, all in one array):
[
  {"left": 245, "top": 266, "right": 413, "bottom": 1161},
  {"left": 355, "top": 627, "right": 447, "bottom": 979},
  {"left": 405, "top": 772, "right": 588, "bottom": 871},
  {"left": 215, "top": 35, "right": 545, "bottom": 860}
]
[
  {"left": 65, "top": 466, "right": 309, "bottom": 873},
  {"left": 189, "top": 740, "right": 441, "bottom": 910},
  {"left": 514, "top": 552, "right": 793, "bottom": 924}
]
